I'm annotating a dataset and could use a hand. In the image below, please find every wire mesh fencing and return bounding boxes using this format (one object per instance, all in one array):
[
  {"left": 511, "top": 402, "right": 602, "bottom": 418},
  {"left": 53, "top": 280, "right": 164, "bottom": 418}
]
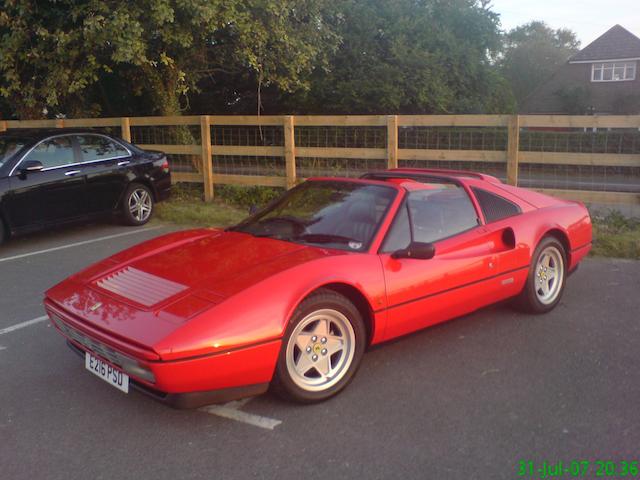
[{"left": 518, "top": 128, "right": 640, "bottom": 192}]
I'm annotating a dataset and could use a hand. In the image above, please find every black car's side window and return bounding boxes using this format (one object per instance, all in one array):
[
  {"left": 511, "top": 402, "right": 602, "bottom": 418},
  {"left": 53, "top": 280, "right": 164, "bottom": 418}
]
[
  {"left": 381, "top": 184, "right": 479, "bottom": 253},
  {"left": 76, "top": 135, "right": 129, "bottom": 162},
  {"left": 23, "top": 136, "right": 75, "bottom": 169}
]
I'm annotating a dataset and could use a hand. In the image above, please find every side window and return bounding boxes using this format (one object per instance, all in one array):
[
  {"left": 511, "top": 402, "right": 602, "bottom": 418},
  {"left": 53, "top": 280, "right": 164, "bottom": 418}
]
[
  {"left": 471, "top": 187, "right": 521, "bottom": 223},
  {"left": 24, "top": 136, "right": 75, "bottom": 169},
  {"left": 409, "top": 185, "right": 479, "bottom": 243},
  {"left": 76, "top": 135, "right": 129, "bottom": 162},
  {"left": 381, "top": 202, "right": 411, "bottom": 252},
  {"left": 382, "top": 184, "right": 479, "bottom": 253}
]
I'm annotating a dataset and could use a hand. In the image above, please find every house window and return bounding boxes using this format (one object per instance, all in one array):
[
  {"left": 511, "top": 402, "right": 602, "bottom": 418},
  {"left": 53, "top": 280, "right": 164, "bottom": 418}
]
[{"left": 592, "top": 62, "right": 636, "bottom": 82}]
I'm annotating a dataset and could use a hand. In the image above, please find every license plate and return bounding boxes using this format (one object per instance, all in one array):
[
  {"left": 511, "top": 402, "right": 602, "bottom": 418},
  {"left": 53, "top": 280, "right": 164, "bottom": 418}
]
[{"left": 85, "top": 352, "right": 129, "bottom": 393}]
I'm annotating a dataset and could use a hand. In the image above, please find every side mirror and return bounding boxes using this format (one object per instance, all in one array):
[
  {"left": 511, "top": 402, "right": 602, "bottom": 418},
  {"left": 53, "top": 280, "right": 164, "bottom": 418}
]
[
  {"left": 391, "top": 242, "right": 436, "bottom": 260},
  {"left": 20, "top": 160, "right": 44, "bottom": 174}
]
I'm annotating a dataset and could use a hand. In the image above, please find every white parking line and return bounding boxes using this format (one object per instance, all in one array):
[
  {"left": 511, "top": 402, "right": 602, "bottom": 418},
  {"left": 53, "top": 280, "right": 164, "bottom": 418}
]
[
  {"left": 200, "top": 398, "right": 282, "bottom": 430},
  {"left": 0, "top": 315, "right": 48, "bottom": 336},
  {"left": 0, "top": 226, "right": 164, "bottom": 264}
]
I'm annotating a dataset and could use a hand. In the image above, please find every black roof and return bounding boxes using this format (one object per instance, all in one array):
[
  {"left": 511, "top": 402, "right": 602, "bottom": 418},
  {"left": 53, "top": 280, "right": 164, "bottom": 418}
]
[
  {"left": 1, "top": 128, "right": 102, "bottom": 140},
  {"left": 570, "top": 25, "right": 640, "bottom": 62}
]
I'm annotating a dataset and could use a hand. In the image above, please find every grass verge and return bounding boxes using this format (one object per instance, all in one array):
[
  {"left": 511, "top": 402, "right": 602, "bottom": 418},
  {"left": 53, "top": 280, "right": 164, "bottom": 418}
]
[
  {"left": 155, "top": 184, "right": 640, "bottom": 259},
  {"left": 154, "top": 184, "right": 248, "bottom": 228},
  {"left": 590, "top": 210, "right": 640, "bottom": 260}
]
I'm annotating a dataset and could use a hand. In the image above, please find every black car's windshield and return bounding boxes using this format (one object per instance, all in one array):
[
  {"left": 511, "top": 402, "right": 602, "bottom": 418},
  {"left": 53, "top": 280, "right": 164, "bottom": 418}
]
[
  {"left": 0, "top": 137, "right": 28, "bottom": 168},
  {"left": 231, "top": 180, "right": 397, "bottom": 251}
]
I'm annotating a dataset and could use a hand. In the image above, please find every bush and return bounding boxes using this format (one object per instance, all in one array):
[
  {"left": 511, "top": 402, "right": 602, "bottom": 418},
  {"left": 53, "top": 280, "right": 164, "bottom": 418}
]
[{"left": 214, "top": 184, "right": 285, "bottom": 209}]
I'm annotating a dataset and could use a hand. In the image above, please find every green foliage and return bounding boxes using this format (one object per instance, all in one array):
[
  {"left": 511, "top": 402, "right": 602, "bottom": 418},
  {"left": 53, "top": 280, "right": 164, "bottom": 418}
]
[
  {"left": 0, "top": 0, "right": 338, "bottom": 118},
  {"left": 279, "top": 0, "right": 514, "bottom": 114},
  {"left": 154, "top": 183, "right": 248, "bottom": 227},
  {"left": 499, "top": 21, "right": 580, "bottom": 107},
  {"left": 591, "top": 210, "right": 640, "bottom": 259},
  {"left": 554, "top": 86, "right": 592, "bottom": 115},
  {"left": 215, "top": 184, "right": 284, "bottom": 208}
]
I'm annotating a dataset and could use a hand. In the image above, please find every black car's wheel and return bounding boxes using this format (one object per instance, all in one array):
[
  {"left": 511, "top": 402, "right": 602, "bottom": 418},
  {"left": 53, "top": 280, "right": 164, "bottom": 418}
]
[
  {"left": 514, "top": 236, "right": 567, "bottom": 314},
  {"left": 272, "top": 289, "right": 366, "bottom": 403},
  {"left": 121, "top": 183, "right": 154, "bottom": 226},
  {"left": 0, "top": 218, "right": 6, "bottom": 245}
]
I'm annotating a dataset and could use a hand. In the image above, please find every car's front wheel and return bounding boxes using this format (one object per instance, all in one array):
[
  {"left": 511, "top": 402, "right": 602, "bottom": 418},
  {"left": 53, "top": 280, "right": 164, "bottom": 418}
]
[
  {"left": 272, "top": 289, "right": 366, "bottom": 403},
  {"left": 121, "top": 183, "right": 154, "bottom": 226}
]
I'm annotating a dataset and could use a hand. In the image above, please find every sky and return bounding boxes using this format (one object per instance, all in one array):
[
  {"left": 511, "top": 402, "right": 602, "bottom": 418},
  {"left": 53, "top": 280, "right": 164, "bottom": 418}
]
[{"left": 489, "top": 0, "right": 640, "bottom": 46}]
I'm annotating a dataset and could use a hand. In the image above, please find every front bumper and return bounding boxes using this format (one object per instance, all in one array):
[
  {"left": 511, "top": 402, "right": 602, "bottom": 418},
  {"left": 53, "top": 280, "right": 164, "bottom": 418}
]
[
  {"left": 66, "top": 341, "right": 269, "bottom": 408},
  {"left": 47, "top": 303, "right": 281, "bottom": 409}
]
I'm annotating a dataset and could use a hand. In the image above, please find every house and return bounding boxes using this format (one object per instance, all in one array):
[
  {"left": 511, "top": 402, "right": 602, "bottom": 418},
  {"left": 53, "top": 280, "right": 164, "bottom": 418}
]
[{"left": 521, "top": 25, "right": 640, "bottom": 114}]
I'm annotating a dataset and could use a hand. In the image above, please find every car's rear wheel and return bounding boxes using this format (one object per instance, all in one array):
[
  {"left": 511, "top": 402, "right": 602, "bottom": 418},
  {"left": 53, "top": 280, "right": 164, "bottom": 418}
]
[
  {"left": 515, "top": 236, "right": 567, "bottom": 313},
  {"left": 121, "top": 183, "right": 154, "bottom": 226},
  {"left": 272, "top": 289, "right": 366, "bottom": 403}
]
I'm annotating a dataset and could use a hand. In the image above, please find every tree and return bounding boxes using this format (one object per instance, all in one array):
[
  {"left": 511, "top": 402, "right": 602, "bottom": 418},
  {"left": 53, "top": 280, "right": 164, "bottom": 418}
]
[
  {"left": 499, "top": 21, "right": 580, "bottom": 107},
  {"left": 0, "top": 0, "right": 338, "bottom": 119},
  {"left": 555, "top": 86, "right": 591, "bottom": 115},
  {"left": 272, "top": 0, "right": 514, "bottom": 114}
]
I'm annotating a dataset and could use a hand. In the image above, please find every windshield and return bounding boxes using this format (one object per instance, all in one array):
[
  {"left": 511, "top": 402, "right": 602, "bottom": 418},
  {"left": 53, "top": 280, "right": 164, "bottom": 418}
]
[
  {"left": 0, "top": 137, "right": 28, "bottom": 168},
  {"left": 231, "top": 180, "right": 397, "bottom": 252}
]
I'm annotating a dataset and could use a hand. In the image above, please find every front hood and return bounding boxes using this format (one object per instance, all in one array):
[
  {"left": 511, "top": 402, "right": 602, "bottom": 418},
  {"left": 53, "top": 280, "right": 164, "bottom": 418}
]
[
  {"left": 101, "top": 230, "right": 333, "bottom": 301},
  {"left": 46, "top": 229, "right": 342, "bottom": 351}
]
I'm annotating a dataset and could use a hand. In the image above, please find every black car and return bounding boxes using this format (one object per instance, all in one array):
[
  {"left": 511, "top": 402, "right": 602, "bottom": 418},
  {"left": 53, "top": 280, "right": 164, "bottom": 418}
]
[{"left": 0, "top": 129, "right": 171, "bottom": 244}]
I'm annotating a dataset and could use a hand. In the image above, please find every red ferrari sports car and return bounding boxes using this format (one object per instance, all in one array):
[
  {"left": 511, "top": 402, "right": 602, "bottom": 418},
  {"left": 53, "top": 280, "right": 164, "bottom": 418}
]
[{"left": 45, "top": 168, "right": 592, "bottom": 407}]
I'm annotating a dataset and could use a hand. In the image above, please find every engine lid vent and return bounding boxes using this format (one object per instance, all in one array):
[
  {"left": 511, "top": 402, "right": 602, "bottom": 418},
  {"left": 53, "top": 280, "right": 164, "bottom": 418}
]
[{"left": 96, "top": 267, "right": 188, "bottom": 307}]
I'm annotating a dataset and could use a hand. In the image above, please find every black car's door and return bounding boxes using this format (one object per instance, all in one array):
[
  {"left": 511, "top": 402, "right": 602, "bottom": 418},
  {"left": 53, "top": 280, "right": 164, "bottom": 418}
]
[
  {"left": 5, "top": 135, "right": 87, "bottom": 230},
  {"left": 74, "top": 134, "right": 133, "bottom": 214}
]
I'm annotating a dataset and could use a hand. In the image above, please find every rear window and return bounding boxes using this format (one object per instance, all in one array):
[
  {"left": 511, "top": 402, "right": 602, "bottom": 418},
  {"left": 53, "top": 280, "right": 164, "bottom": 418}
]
[{"left": 472, "top": 187, "right": 521, "bottom": 223}]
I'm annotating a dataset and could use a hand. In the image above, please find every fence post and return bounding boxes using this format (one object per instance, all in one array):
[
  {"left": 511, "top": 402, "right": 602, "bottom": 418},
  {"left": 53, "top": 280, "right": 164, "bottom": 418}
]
[
  {"left": 507, "top": 115, "right": 520, "bottom": 186},
  {"left": 200, "top": 115, "right": 214, "bottom": 201},
  {"left": 120, "top": 117, "right": 131, "bottom": 142},
  {"left": 387, "top": 115, "right": 398, "bottom": 169},
  {"left": 284, "top": 115, "right": 297, "bottom": 189}
]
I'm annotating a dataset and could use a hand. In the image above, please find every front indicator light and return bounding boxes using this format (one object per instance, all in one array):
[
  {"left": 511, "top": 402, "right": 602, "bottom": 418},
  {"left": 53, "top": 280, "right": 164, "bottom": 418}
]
[{"left": 122, "top": 363, "right": 156, "bottom": 384}]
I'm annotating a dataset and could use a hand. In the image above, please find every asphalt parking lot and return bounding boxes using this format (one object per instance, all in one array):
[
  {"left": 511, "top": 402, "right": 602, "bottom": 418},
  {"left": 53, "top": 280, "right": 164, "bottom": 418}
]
[{"left": 1, "top": 222, "right": 639, "bottom": 480}]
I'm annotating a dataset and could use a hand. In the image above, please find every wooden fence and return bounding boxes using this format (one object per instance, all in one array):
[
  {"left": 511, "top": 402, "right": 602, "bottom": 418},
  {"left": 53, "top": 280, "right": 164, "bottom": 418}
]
[{"left": 2, "top": 114, "right": 639, "bottom": 206}]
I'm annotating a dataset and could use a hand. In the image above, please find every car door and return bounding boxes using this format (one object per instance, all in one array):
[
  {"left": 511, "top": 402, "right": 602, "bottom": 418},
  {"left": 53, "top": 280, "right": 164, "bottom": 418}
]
[
  {"left": 74, "top": 134, "right": 133, "bottom": 214},
  {"left": 378, "top": 183, "right": 518, "bottom": 341},
  {"left": 5, "top": 135, "right": 87, "bottom": 230}
]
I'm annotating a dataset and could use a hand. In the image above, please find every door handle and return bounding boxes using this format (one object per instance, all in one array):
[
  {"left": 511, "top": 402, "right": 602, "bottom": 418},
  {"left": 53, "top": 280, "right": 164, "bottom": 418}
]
[
  {"left": 65, "top": 170, "right": 81, "bottom": 176},
  {"left": 117, "top": 161, "right": 130, "bottom": 166}
]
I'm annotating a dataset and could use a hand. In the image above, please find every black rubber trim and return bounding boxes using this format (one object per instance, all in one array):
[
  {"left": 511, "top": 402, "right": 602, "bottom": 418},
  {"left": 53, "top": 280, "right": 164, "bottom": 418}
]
[
  {"left": 375, "top": 265, "right": 530, "bottom": 313},
  {"left": 66, "top": 340, "right": 269, "bottom": 409}
]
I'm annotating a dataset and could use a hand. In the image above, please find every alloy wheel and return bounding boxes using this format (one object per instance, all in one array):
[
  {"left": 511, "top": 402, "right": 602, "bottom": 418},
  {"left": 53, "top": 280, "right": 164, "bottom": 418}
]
[
  {"left": 534, "top": 245, "right": 564, "bottom": 305},
  {"left": 285, "top": 309, "right": 356, "bottom": 392},
  {"left": 128, "top": 188, "right": 152, "bottom": 222}
]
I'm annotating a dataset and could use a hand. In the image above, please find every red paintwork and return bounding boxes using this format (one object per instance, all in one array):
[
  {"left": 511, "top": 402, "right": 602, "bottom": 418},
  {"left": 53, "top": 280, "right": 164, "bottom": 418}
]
[{"left": 45, "top": 168, "right": 592, "bottom": 400}]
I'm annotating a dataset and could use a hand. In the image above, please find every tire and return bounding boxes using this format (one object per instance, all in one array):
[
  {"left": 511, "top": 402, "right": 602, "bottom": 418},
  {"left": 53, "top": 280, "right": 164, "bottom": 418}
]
[
  {"left": 0, "top": 218, "right": 6, "bottom": 245},
  {"left": 272, "top": 289, "right": 366, "bottom": 403},
  {"left": 121, "top": 183, "right": 154, "bottom": 226},
  {"left": 514, "top": 236, "right": 567, "bottom": 314}
]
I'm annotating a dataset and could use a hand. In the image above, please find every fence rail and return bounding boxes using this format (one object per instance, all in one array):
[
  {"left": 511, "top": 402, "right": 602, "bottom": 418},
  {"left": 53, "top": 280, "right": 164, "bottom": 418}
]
[{"left": 2, "top": 114, "right": 639, "bottom": 206}]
